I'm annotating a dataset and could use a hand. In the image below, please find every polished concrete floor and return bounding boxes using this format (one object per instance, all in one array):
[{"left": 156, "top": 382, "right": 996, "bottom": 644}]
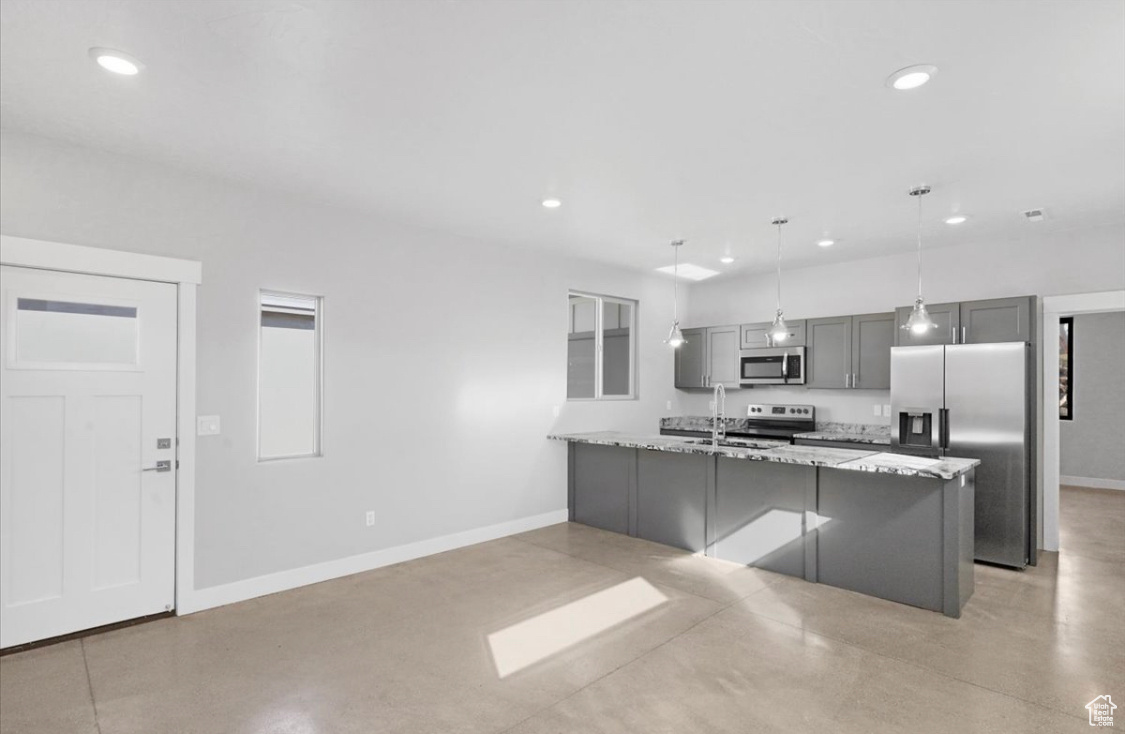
[{"left": 1, "top": 486, "right": 1122, "bottom": 733}]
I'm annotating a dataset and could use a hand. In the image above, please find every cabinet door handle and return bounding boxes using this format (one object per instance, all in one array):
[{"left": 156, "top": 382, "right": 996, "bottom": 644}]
[
  {"left": 952, "top": 325, "right": 957, "bottom": 344},
  {"left": 844, "top": 373, "right": 850, "bottom": 388},
  {"left": 962, "top": 326, "right": 967, "bottom": 343}
]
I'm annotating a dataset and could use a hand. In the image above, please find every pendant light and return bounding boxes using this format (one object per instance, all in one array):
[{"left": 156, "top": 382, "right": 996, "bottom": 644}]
[
  {"left": 902, "top": 185, "right": 939, "bottom": 335},
  {"left": 665, "top": 240, "right": 686, "bottom": 348},
  {"left": 768, "top": 217, "right": 790, "bottom": 344}
]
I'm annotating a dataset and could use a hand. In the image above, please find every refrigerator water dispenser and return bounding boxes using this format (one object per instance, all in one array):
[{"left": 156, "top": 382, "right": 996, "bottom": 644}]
[{"left": 897, "top": 411, "right": 933, "bottom": 449}]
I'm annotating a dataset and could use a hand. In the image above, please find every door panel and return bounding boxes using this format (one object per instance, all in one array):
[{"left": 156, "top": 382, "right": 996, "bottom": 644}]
[
  {"left": 674, "top": 328, "right": 707, "bottom": 388},
  {"left": 806, "top": 317, "right": 851, "bottom": 388},
  {"left": 895, "top": 302, "right": 959, "bottom": 346},
  {"left": 707, "top": 325, "right": 741, "bottom": 388},
  {"left": 1, "top": 266, "right": 178, "bottom": 648},
  {"left": 945, "top": 343, "right": 1029, "bottom": 567},
  {"left": 960, "top": 297, "right": 1031, "bottom": 344},
  {"left": 852, "top": 313, "right": 895, "bottom": 389}
]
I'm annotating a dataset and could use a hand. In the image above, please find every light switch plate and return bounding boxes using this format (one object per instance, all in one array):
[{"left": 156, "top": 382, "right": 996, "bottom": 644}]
[
  {"left": 197, "top": 415, "right": 221, "bottom": 436},
  {"left": 882, "top": 404, "right": 892, "bottom": 417},
  {"left": 873, "top": 404, "right": 881, "bottom": 416}
]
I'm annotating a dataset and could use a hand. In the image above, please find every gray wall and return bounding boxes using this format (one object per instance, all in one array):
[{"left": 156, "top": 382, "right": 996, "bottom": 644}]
[
  {"left": 0, "top": 130, "right": 689, "bottom": 591},
  {"left": 1061, "top": 311, "right": 1125, "bottom": 483}
]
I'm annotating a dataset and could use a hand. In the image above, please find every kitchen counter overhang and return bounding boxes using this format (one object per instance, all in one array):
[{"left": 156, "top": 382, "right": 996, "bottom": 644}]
[
  {"left": 549, "top": 431, "right": 978, "bottom": 481},
  {"left": 552, "top": 432, "right": 977, "bottom": 618}
]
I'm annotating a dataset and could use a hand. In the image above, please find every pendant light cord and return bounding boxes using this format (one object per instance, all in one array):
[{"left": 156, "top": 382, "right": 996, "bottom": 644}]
[
  {"left": 673, "top": 240, "right": 681, "bottom": 322},
  {"left": 775, "top": 221, "right": 783, "bottom": 312},
  {"left": 916, "top": 191, "right": 924, "bottom": 299}
]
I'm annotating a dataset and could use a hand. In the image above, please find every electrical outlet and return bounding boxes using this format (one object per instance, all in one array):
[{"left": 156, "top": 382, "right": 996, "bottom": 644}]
[
  {"left": 708, "top": 400, "right": 716, "bottom": 412},
  {"left": 552, "top": 405, "right": 560, "bottom": 418},
  {"left": 882, "top": 404, "right": 892, "bottom": 417},
  {"left": 666, "top": 400, "right": 672, "bottom": 411},
  {"left": 873, "top": 404, "right": 881, "bottom": 417},
  {"left": 365, "top": 510, "right": 375, "bottom": 527},
  {"left": 197, "top": 415, "right": 221, "bottom": 436}
]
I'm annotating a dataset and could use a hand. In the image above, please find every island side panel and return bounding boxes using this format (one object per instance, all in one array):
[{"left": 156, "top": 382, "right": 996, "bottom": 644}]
[
  {"left": 817, "top": 469, "right": 945, "bottom": 613},
  {"left": 713, "top": 458, "right": 811, "bottom": 578},
  {"left": 571, "top": 442, "right": 634, "bottom": 535},
  {"left": 635, "top": 449, "right": 708, "bottom": 552},
  {"left": 943, "top": 469, "right": 975, "bottom": 617}
]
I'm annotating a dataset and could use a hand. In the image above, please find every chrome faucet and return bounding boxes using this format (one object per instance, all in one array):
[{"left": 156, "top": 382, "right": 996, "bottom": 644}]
[{"left": 712, "top": 382, "right": 726, "bottom": 447}]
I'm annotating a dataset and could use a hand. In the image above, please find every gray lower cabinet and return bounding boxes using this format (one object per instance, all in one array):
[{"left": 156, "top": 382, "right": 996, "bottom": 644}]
[
  {"left": 571, "top": 443, "right": 632, "bottom": 534},
  {"left": 635, "top": 449, "right": 708, "bottom": 552},
  {"left": 713, "top": 458, "right": 813, "bottom": 577},
  {"left": 806, "top": 316, "right": 851, "bottom": 388},
  {"left": 817, "top": 468, "right": 974, "bottom": 616},
  {"left": 960, "top": 297, "right": 1032, "bottom": 343},
  {"left": 895, "top": 301, "right": 960, "bottom": 346},
  {"left": 674, "top": 328, "right": 707, "bottom": 389}
]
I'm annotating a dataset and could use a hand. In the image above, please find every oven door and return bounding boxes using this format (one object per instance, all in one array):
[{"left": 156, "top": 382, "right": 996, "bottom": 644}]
[{"left": 739, "top": 347, "right": 805, "bottom": 385}]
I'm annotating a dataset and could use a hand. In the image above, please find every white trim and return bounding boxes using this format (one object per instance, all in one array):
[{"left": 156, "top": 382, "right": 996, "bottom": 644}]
[
  {"left": 1060, "top": 476, "right": 1125, "bottom": 491},
  {"left": 174, "top": 286, "right": 199, "bottom": 613},
  {"left": 1041, "top": 290, "right": 1125, "bottom": 551},
  {"left": 0, "top": 235, "right": 202, "bottom": 285},
  {"left": 178, "top": 510, "right": 569, "bottom": 615}
]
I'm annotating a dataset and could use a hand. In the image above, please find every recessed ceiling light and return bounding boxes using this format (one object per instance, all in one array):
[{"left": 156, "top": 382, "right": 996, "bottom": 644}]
[
  {"left": 541, "top": 197, "right": 562, "bottom": 209},
  {"left": 817, "top": 239, "right": 835, "bottom": 248},
  {"left": 655, "top": 263, "right": 719, "bottom": 282},
  {"left": 944, "top": 215, "right": 967, "bottom": 225},
  {"left": 720, "top": 256, "right": 735, "bottom": 264},
  {"left": 886, "top": 64, "right": 937, "bottom": 90},
  {"left": 89, "top": 47, "right": 143, "bottom": 76}
]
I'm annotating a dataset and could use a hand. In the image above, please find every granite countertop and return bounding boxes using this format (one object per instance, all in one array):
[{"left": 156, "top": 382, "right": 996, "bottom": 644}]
[
  {"left": 550, "top": 432, "right": 979, "bottom": 480},
  {"left": 794, "top": 431, "right": 891, "bottom": 446},
  {"left": 662, "top": 417, "right": 892, "bottom": 446}
]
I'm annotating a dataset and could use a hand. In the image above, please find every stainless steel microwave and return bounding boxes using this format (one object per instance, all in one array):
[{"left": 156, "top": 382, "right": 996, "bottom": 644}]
[{"left": 739, "top": 347, "right": 806, "bottom": 385}]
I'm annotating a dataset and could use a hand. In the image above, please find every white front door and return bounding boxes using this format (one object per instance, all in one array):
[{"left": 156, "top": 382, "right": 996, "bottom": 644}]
[{"left": 0, "top": 266, "right": 178, "bottom": 648}]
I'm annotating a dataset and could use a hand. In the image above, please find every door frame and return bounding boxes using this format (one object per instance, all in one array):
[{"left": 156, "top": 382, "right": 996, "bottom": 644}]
[
  {"left": 1040, "top": 289, "right": 1125, "bottom": 551},
  {"left": 0, "top": 235, "right": 202, "bottom": 616}
]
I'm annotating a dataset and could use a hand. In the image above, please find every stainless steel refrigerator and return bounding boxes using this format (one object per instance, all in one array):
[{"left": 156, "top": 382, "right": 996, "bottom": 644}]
[{"left": 891, "top": 343, "right": 1033, "bottom": 568}]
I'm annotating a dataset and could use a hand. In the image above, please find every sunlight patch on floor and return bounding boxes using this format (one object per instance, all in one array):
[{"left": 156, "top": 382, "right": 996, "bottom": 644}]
[{"left": 487, "top": 577, "right": 667, "bottom": 678}]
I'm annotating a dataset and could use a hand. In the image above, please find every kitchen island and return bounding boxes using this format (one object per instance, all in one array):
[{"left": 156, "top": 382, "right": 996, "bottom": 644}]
[{"left": 550, "top": 431, "right": 979, "bottom": 618}]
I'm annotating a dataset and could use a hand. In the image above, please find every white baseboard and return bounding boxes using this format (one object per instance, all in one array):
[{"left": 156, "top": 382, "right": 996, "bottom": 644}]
[
  {"left": 177, "top": 509, "right": 569, "bottom": 615},
  {"left": 1060, "top": 475, "right": 1125, "bottom": 491}
]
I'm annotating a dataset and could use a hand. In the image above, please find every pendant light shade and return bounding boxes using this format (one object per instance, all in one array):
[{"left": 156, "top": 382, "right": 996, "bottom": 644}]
[
  {"left": 665, "top": 240, "right": 687, "bottom": 348},
  {"left": 902, "top": 185, "right": 938, "bottom": 334},
  {"left": 768, "top": 218, "right": 790, "bottom": 344}
]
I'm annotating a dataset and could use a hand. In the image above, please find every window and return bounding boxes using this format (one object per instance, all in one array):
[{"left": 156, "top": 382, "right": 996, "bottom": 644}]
[
  {"left": 567, "top": 292, "right": 636, "bottom": 400},
  {"left": 11, "top": 296, "right": 139, "bottom": 369},
  {"left": 1059, "top": 317, "right": 1073, "bottom": 420},
  {"left": 258, "top": 291, "right": 322, "bottom": 460}
]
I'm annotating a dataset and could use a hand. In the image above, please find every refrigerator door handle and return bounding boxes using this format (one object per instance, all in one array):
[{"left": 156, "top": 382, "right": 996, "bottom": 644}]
[{"left": 939, "top": 408, "right": 950, "bottom": 450}]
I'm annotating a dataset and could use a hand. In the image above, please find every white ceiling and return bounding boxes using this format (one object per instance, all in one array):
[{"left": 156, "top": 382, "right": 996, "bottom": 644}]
[{"left": 2, "top": 0, "right": 1123, "bottom": 278}]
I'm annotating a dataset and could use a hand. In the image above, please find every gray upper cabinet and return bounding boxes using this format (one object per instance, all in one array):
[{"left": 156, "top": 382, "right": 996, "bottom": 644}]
[
  {"left": 808, "top": 313, "right": 894, "bottom": 389},
  {"left": 674, "top": 328, "right": 707, "bottom": 389},
  {"left": 895, "top": 302, "right": 960, "bottom": 346},
  {"left": 960, "top": 297, "right": 1033, "bottom": 344},
  {"left": 707, "top": 325, "right": 742, "bottom": 388},
  {"left": 675, "top": 325, "right": 740, "bottom": 389},
  {"left": 806, "top": 316, "right": 852, "bottom": 389},
  {"left": 851, "top": 312, "right": 895, "bottom": 389},
  {"left": 741, "top": 319, "right": 806, "bottom": 348},
  {"left": 895, "top": 296, "right": 1036, "bottom": 346}
]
